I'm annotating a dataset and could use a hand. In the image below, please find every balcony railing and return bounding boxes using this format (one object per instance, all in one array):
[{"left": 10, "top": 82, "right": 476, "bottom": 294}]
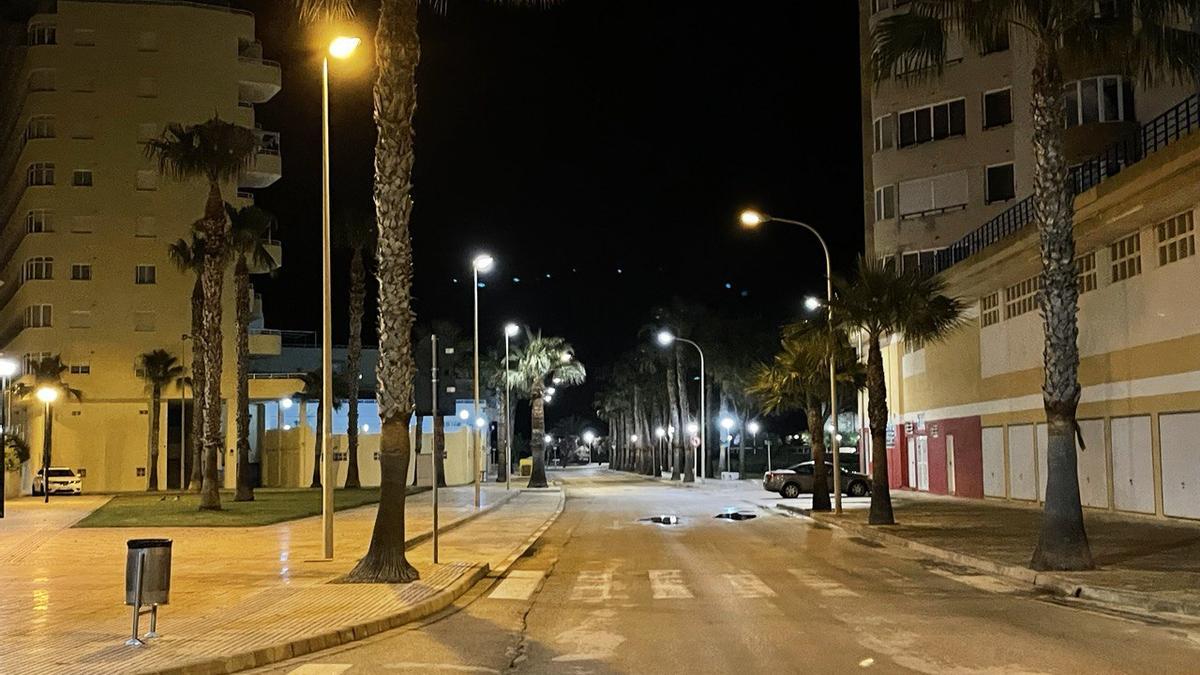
[
  {"left": 255, "top": 130, "right": 280, "bottom": 156},
  {"left": 936, "top": 92, "right": 1200, "bottom": 273}
]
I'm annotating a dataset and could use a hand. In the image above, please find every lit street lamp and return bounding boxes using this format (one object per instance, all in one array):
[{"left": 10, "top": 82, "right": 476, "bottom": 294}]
[
  {"left": 740, "top": 208, "right": 843, "bottom": 513},
  {"left": 504, "top": 322, "right": 519, "bottom": 491},
  {"left": 36, "top": 386, "right": 58, "bottom": 504},
  {"left": 719, "top": 417, "right": 735, "bottom": 474},
  {"left": 657, "top": 330, "right": 706, "bottom": 481},
  {"left": 471, "top": 253, "right": 494, "bottom": 508},
  {"left": 748, "top": 420, "right": 761, "bottom": 450}
]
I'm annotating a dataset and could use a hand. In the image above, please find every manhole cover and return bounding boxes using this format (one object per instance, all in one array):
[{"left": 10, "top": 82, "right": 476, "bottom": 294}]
[
  {"left": 714, "top": 512, "right": 757, "bottom": 521},
  {"left": 640, "top": 515, "right": 680, "bottom": 525}
]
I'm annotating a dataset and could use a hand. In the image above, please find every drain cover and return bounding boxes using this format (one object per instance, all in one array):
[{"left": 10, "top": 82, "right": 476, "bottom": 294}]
[
  {"left": 640, "top": 515, "right": 680, "bottom": 525},
  {"left": 714, "top": 512, "right": 757, "bottom": 521}
]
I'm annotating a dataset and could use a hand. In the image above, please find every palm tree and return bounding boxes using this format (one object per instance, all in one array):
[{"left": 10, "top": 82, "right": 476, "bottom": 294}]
[
  {"left": 835, "top": 258, "right": 964, "bottom": 525},
  {"left": 336, "top": 212, "right": 375, "bottom": 489},
  {"left": 14, "top": 356, "right": 83, "bottom": 483},
  {"left": 297, "top": 0, "right": 556, "bottom": 586},
  {"left": 226, "top": 204, "right": 279, "bottom": 502},
  {"left": 147, "top": 118, "right": 257, "bottom": 511},
  {"left": 507, "top": 332, "right": 586, "bottom": 488},
  {"left": 138, "top": 350, "right": 185, "bottom": 492},
  {"left": 871, "top": 0, "right": 1200, "bottom": 573},
  {"left": 167, "top": 234, "right": 206, "bottom": 492},
  {"left": 293, "top": 369, "right": 350, "bottom": 489}
]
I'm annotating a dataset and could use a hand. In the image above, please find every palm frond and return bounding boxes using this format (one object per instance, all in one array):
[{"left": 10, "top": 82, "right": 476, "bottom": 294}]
[{"left": 145, "top": 118, "right": 258, "bottom": 184}]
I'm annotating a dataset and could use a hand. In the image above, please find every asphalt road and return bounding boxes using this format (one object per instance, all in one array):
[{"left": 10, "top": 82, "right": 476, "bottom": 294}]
[{"left": 253, "top": 466, "right": 1200, "bottom": 674}]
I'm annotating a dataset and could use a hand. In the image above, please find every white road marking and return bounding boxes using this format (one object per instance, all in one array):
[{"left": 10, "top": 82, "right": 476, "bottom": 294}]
[
  {"left": 382, "top": 664, "right": 499, "bottom": 673},
  {"left": 552, "top": 608, "right": 625, "bottom": 662},
  {"left": 488, "top": 570, "right": 545, "bottom": 600},
  {"left": 648, "top": 569, "right": 693, "bottom": 599},
  {"left": 285, "top": 666, "right": 352, "bottom": 675},
  {"left": 569, "top": 571, "right": 613, "bottom": 602},
  {"left": 927, "top": 568, "right": 1019, "bottom": 594},
  {"left": 788, "top": 568, "right": 861, "bottom": 597},
  {"left": 725, "top": 572, "right": 776, "bottom": 598}
]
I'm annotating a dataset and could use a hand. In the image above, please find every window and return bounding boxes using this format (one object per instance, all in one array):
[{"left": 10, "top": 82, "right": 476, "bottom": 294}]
[
  {"left": 1005, "top": 275, "right": 1041, "bottom": 319},
  {"left": 27, "top": 163, "right": 54, "bottom": 187},
  {"left": 28, "top": 23, "right": 56, "bottom": 45},
  {"left": 1076, "top": 251, "right": 1097, "bottom": 294},
  {"left": 981, "top": 293, "right": 1000, "bottom": 327},
  {"left": 71, "top": 119, "right": 95, "bottom": 140},
  {"left": 981, "top": 27, "right": 1009, "bottom": 55},
  {"left": 136, "top": 171, "right": 158, "bottom": 191},
  {"left": 69, "top": 363, "right": 90, "bottom": 374},
  {"left": 24, "top": 115, "right": 55, "bottom": 142},
  {"left": 1110, "top": 231, "right": 1142, "bottom": 282},
  {"left": 874, "top": 185, "right": 896, "bottom": 222},
  {"left": 900, "top": 248, "right": 944, "bottom": 276},
  {"left": 23, "top": 352, "right": 51, "bottom": 374},
  {"left": 134, "top": 311, "right": 156, "bottom": 332},
  {"left": 135, "top": 216, "right": 156, "bottom": 238},
  {"left": 873, "top": 115, "right": 894, "bottom": 152},
  {"left": 73, "top": 29, "right": 96, "bottom": 46},
  {"left": 28, "top": 69, "right": 55, "bottom": 92},
  {"left": 68, "top": 311, "right": 92, "bottom": 328},
  {"left": 898, "top": 99, "right": 966, "bottom": 148},
  {"left": 985, "top": 163, "right": 1016, "bottom": 204},
  {"left": 71, "top": 263, "right": 92, "bottom": 281},
  {"left": 1157, "top": 211, "right": 1195, "bottom": 266},
  {"left": 22, "top": 257, "right": 53, "bottom": 283},
  {"left": 24, "top": 305, "right": 52, "bottom": 328},
  {"left": 137, "top": 123, "right": 159, "bottom": 143},
  {"left": 72, "top": 170, "right": 94, "bottom": 187},
  {"left": 25, "top": 209, "right": 52, "bottom": 233},
  {"left": 1064, "top": 76, "right": 1134, "bottom": 127},
  {"left": 136, "top": 77, "right": 158, "bottom": 98},
  {"left": 135, "top": 265, "right": 157, "bottom": 285},
  {"left": 983, "top": 88, "right": 1012, "bottom": 129},
  {"left": 871, "top": 0, "right": 890, "bottom": 13},
  {"left": 898, "top": 170, "right": 968, "bottom": 217},
  {"left": 137, "top": 32, "right": 158, "bottom": 51},
  {"left": 71, "top": 216, "right": 96, "bottom": 234}
]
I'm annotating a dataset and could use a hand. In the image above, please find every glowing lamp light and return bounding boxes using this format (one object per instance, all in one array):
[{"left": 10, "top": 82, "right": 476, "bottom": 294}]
[
  {"left": 505, "top": 323, "right": 520, "bottom": 337},
  {"left": 686, "top": 422, "right": 699, "bottom": 434},
  {"left": 544, "top": 434, "right": 554, "bottom": 444},
  {"left": 282, "top": 424, "right": 292, "bottom": 431},
  {"left": 582, "top": 430, "right": 596, "bottom": 444},
  {"left": 35, "top": 386, "right": 58, "bottom": 404},
  {"left": 630, "top": 434, "right": 639, "bottom": 443},
  {"left": 552, "top": 376, "right": 562, "bottom": 384},
  {"left": 362, "top": 424, "right": 370, "bottom": 433},
  {"left": 328, "top": 36, "right": 361, "bottom": 59},
  {"left": 720, "top": 417, "right": 735, "bottom": 431},
  {"left": 0, "top": 358, "right": 19, "bottom": 379},
  {"left": 748, "top": 421, "right": 761, "bottom": 435},
  {"left": 559, "top": 352, "right": 572, "bottom": 363},
  {"left": 458, "top": 409, "right": 470, "bottom": 420},
  {"left": 472, "top": 254, "right": 495, "bottom": 272},
  {"left": 655, "top": 427, "right": 666, "bottom": 439},
  {"left": 546, "top": 386, "right": 557, "bottom": 396},
  {"left": 739, "top": 209, "right": 767, "bottom": 228},
  {"left": 655, "top": 330, "right": 675, "bottom": 347},
  {"left": 278, "top": 397, "right": 294, "bottom": 410},
  {"left": 475, "top": 417, "right": 487, "bottom": 428},
  {"left": 805, "top": 296, "right": 823, "bottom": 311}
]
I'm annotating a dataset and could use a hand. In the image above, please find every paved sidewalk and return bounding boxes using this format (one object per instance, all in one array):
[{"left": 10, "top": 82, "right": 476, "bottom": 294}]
[
  {"left": 790, "top": 491, "right": 1200, "bottom": 616},
  {"left": 0, "top": 483, "right": 562, "bottom": 675}
]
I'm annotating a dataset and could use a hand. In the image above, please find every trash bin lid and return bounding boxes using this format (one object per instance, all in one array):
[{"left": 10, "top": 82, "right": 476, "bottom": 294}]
[{"left": 127, "top": 538, "right": 172, "bottom": 549}]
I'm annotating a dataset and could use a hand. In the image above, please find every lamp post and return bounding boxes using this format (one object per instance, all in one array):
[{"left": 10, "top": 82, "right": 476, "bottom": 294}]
[
  {"left": 719, "top": 417, "right": 734, "bottom": 474},
  {"left": 654, "top": 426, "right": 666, "bottom": 476},
  {"left": 656, "top": 331, "right": 706, "bottom": 481},
  {"left": 36, "top": 386, "right": 58, "bottom": 504},
  {"left": 0, "top": 357, "right": 16, "bottom": 517},
  {"left": 748, "top": 420, "right": 761, "bottom": 454},
  {"left": 277, "top": 397, "right": 293, "bottom": 487},
  {"left": 318, "top": 35, "right": 361, "bottom": 559},
  {"left": 179, "top": 334, "right": 191, "bottom": 492},
  {"left": 471, "top": 254, "right": 494, "bottom": 508},
  {"left": 504, "top": 322, "right": 519, "bottom": 491},
  {"left": 582, "top": 429, "right": 596, "bottom": 463},
  {"left": 740, "top": 208, "right": 843, "bottom": 513}
]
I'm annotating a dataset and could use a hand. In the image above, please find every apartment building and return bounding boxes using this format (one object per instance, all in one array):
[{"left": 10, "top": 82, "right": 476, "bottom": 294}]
[{"left": 0, "top": 0, "right": 285, "bottom": 492}]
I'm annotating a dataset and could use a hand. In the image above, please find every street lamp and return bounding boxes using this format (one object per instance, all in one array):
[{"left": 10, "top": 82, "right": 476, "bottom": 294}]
[
  {"left": 719, "top": 417, "right": 735, "bottom": 474},
  {"left": 0, "top": 357, "right": 15, "bottom": 518},
  {"left": 804, "top": 296, "right": 823, "bottom": 312},
  {"left": 739, "top": 208, "right": 843, "bottom": 513},
  {"left": 748, "top": 420, "right": 761, "bottom": 450},
  {"left": 36, "top": 386, "right": 58, "bottom": 504},
  {"left": 657, "top": 330, "right": 706, "bottom": 481},
  {"left": 503, "top": 322, "right": 519, "bottom": 491},
  {"left": 471, "top": 253, "right": 494, "bottom": 508},
  {"left": 318, "top": 34, "right": 360, "bottom": 559}
]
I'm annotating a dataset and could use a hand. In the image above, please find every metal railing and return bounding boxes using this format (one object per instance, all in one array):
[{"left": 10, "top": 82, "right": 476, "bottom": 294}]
[
  {"left": 937, "top": 92, "right": 1200, "bottom": 272},
  {"left": 254, "top": 130, "right": 280, "bottom": 156}
]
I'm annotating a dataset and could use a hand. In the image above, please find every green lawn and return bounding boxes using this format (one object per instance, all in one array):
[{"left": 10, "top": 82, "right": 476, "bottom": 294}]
[{"left": 75, "top": 487, "right": 425, "bottom": 528}]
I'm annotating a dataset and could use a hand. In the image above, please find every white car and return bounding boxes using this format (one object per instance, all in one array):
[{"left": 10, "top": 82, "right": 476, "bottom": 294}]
[{"left": 32, "top": 467, "right": 83, "bottom": 495}]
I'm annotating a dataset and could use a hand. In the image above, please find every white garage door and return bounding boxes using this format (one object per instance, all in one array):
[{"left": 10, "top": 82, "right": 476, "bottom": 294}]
[
  {"left": 1007, "top": 424, "right": 1037, "bottom": 501},
  {"left": 982, "top": 427, "right": 1005, "bottom": 498},
  {"left": 1077, "top": 419, "right": 1108, "bottom": 509},
  {"left": 1160, "top": 412, "right": 1200, "bottom": 519},
  {"left": 1036, "top": 423, "right": 1048, "bottom": 501},
  {"left": 1110, "top": 416, "right": 1154, "bottom": 514}
]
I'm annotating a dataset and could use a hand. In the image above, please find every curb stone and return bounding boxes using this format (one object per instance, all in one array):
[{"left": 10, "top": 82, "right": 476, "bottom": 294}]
[
  {"left": 778, "top": 503, "right": 1200, "bottom": 617},
  {"left": 489, "top": 489, "right": 567, "bottom": 578}
]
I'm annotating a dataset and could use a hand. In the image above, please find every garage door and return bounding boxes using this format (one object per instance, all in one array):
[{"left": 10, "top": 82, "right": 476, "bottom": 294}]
[
  {"left": 1160, "top": 412, "right": 1200, "bottom": 519},
  {"left": 982, "top": 427, "right": 1005, "bottom": 498},
  {"left": 1077, "top": 419, "right": 1108, "bottom": 509},
  {"left": 1110, "top": 416, "right": 1154, "bottom": 514},
  {"left": 1007, "top": 424, "right": 1037, "bottom": 501}
]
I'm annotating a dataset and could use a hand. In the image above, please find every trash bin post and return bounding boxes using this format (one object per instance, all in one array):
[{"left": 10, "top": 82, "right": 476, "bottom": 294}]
[{"left": 126, "top": 549, "right": 146, "bottom": 647}]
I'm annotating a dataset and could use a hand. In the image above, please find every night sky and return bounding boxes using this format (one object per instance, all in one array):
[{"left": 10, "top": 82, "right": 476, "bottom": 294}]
[{"left": 240, "top": 0, "right": 865, "bottom": 423}]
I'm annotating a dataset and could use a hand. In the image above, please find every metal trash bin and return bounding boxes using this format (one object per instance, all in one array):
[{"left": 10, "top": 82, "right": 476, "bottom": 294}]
[
  {"left": 519, "top": 458, "right": 533, "bottom": 476},
  {"left": 125, "top": 538, "right": 171, "bottom": 646}
]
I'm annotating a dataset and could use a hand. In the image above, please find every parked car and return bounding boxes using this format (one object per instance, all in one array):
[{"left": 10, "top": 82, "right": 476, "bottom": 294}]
[
  {"left": 32, "top": 467, "right": 83, "bottom": 495},
  {"left": 763, "top": 461, "right": 871, "bottom": 499}
]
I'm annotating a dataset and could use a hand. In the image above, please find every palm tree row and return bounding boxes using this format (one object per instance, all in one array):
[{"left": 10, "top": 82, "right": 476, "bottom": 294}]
[{"left": 504, "top": 331, "right": 586, "bottom": 489}]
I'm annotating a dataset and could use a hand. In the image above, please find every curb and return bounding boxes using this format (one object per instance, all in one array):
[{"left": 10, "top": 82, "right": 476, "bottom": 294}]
[
  {"left": 782, "top": 504, "right": 1200, "bottom": 617},
  {"left": 488, "top": 489, "right": 567, "bottom": 578}
]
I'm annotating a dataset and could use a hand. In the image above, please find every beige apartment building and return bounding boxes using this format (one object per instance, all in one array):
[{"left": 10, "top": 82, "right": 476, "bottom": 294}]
[{"left": 859, "top": 1, "right": 1200, "bottom": 521}]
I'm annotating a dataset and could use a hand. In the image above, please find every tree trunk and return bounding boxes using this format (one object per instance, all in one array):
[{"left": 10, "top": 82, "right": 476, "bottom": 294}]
[
  {"left": 344, "top": 245, "right": 365, "bottom": 489},
  {"left": 188, "top": 276, "right": 204, "bottom": 492},
  {"left": 433, "top": 412, "right": 447, "bottom": 487},
  {"left": 234, "top": 256, "right": 254, "bottom": 502},
  {"left": 676, "top": 348, "right": 694, "bottom": 483},
  {"left": 1029, "top": 43, "right": 1093, "bottom": 571},
  {"left": 529, "top": 393, "right": 549, "bottom": 488},
  {"left": 345, "top": 0, "right": 421, "bottom": 584},
  {"left": 311, "top": 401, "right": 323, "bottom": 488},
  {"left": 198, "top": 181, "right": 226, "bottom": 512},
  {"left": 808, "top": 402, "right": 831, "bottom": 512},
  {"left": 411, "top": 413, "right": 423, "bottom": 486},
  {"left": 496, "top": 392, "right": 508, "bottom": 482},
  {"left": 867, "top": 334, "right": 893, "bottom": 525},
  {"left": 147, "top": 386, "right": 161, "bottom": 491}
]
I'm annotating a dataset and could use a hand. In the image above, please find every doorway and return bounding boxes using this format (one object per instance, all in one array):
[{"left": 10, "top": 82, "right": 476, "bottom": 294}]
[
  {"left": 946, "top": 434, "right": 956, "bottom": 495},
  {"left": 916, "top": 435, "right": 929, "bottom": 491},
  {"left": 907, "top": 437, "right": 917, "bottom": 488},
  {"left": 166, "top": 399, "right": 196, "bottom": 490}
]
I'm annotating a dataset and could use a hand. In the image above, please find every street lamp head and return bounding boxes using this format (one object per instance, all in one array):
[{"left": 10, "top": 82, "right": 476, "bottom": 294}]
[
  {"left": 278, "top": 397, "right": 294, "bottom": 410},
  {"left": 655, "top": 427, "right": 666, "bottom": 439},
  {"left": 630, "top": 434, "right": 639, "bottom": 443},
  {"left": 582, "top": 430, "right": 596, "bottom": 444},
  {"left": 0, "top": 358, "right": 18, "bottom": 379},
  {"left": 504, "top": 322, "right": 520, "bottom": 337},
  {"left": 655, "top": 330, "right": 675, "bottom": 347},
  {"left": 720, "top": 417, "right": 735, "bottom": 431},
  {"left": 804, "top": 296, "right": 823, "bottom": 312},
  {"left": 458, "top": 409, "right": 470, "bottom": 420},
  {"left": 686, "top": 422, "right": 699, "bottom": 434},
  {"left": 475, "top": 417, "right": 486, "bottom": 428},
  {"left": 472, "top": 253, "right": 495, "bottom": 272},
  {"left": 35, "top": 386, "right": 58, "bottom": 404},
  {"left": 552, "top": 376, "right": 562, "bottom": 385},
  {"left": 544, "top": 434, "right": 554, "bottom": 444},
  {"left": 739, "top": 209, "right": 768, "bottom": 229},
  {"left": 328, "top": 36, "right": 361, "bottom": 59},
  {"left": 546, "top": 386, "right": 557, "bottom": 396},
  {"left": 748, "top": 421, "right": 761, "bottom": 435}
]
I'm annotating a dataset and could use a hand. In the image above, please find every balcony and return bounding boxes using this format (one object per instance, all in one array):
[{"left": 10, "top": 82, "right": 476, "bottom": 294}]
[
  {"left": 240, "top": 130, "right": 281, "bottom": 188},
  {"left": 249, "top": 329, "right": 282, "bottom": 356},
  {"left": 237, "top": 56, "right": 281, "bottom": 104}
]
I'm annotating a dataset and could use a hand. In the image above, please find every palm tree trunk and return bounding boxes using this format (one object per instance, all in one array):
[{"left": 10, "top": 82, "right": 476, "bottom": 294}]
[
  {"left": 234, "top": 256, "right": 254, "bottom": 502},
  {"left": 198, "top": 181, "right": 226, "bottom": 512},
  {"left": 496, "top": 394, "right": 508, "bottom": 482},
  {"left": 808, "top": 400, "right": 831, "bottom": 512},
  {"left": 147, "top": 385, "right": 161, "bottom": 491},
  {"left": 433, "top": 412, "right": 447, "bottom": 487},
  {"left": 188, "top": 276, "right": 204, "bottom": 492},
  {"left": 676, "top": 348, "right": 694, "bottom": 482},
  {"left": 344, "top": 246, "right": 365, "bottom": 489},
  {"left": 1029, "top": 44, "right": 1093, "bottom": 571},
  {"left": 311, "top": 401, "right": 323, "bottom": 488},
  {"left": 529, "top": 393, "right": 549, "bottom": 488},
  {"left": 867, "top": 334, "right": 893, "bottom": 525},
  {"left": 345, "top": 0, "right": 420, "bottom": 584}
]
